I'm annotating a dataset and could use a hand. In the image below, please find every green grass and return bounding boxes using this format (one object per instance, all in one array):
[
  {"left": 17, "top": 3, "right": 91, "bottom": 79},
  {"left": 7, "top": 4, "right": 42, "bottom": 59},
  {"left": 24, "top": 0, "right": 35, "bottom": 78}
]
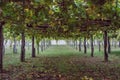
[
  {"left": 3, "top": 46, "right": 33, "bottom": 67},
  {"left": 41, "top": 45, "right": 82, "bottom": 57},
  {"left": 1, "top": 45, "right": 120, "bottom": 80},
  {"left": 111, "top": 49, "right": 120, "bottom": 57}
]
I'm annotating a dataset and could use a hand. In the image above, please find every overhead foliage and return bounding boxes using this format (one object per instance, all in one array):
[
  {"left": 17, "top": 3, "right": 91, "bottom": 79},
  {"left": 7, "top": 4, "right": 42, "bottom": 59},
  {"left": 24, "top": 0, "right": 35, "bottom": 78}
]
[{"left": 0, "top": 0, "right": 120, "bottom": 39}]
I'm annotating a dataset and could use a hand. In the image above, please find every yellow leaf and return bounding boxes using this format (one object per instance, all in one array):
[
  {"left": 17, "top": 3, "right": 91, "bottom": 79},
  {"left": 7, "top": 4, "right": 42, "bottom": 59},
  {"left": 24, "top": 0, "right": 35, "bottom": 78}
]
[
  {"left": 50, "top": 22, "right": 55, "bottom": 27},
  {"left": 89, "top": 78, "right": 93, "bottom": 80},
  {"left": 25, "top": 8, "right": 29, "bottom": 12},
  {"left": 17, "top": 16, "right": 19, "bottom": 20},
  {"left": 49, "top": 10, "right": 54, "bottom": 15},
  {"left": 97, "top": 14, "right": 100, "bottom": 17},
  {"left": 30, "top": 10, "right": 33, "bottom": 17}
]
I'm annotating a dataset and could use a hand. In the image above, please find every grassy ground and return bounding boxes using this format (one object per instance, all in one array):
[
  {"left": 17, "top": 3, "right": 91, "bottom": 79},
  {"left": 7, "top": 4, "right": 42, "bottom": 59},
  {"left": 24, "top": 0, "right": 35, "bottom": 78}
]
[{"left": 0, "top": 45, "right": 120, "bottom": 80}]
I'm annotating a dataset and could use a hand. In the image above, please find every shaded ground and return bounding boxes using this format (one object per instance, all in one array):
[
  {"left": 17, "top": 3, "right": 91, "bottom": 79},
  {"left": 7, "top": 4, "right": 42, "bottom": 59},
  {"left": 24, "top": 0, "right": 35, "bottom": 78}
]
[{"left": 0, "top": 46, "right": 120, "bottom": 80}]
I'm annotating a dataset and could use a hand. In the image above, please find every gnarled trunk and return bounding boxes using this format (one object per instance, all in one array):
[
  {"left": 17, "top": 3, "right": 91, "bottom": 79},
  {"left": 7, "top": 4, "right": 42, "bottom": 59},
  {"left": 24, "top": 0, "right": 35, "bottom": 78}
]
[
  {"left": 79, "top": 39, "right": 81, "bottom": 52},
  {"left": 9, "top": 40, "right": 13, "bottom": 48},
  {"left": 32, "top": 36, "right": 35, "bottom": 57},
  {"left": 20, "top": 32, "right": 25, "bottom": 62},
  {"left": 104, "top": 31, "right": 108, "bottom": 62},
  {"left": 37, "top": 43, "right": 39, "bottom": 54},
  {"left": 13, "top": 35, "right": 17, "bottom": 53},
  {"left": 0, "top": 25, "right": 3, "bottom": 73},
  {"left": 41, "top": 40, "right": 43, "bottom": 52},
  {"left": 84, "top": 37, "right": 87, "bottom": 54},
  {"left": 87, "top": 41, "right": 90, "bottom": 48},
  {"left": 91, "top": 35, "right": 94, "bottom": 57},
  {"left": 98, "top": 40, "right": 101, "bottom": 52},
  {"left": 36, "top": 40, "right": 40, "bottom": 54},
  {"left": 49, "top": 40, "right": 51, "bottom": 46},
  {"left": 114, "top": 41, "right": 117, "bottom": 48},
  {"left": 75, "top": 40, "right": 77, "bottom": 50},
  {"left": 43, "top": 39, "right": 46, "bottom": 50},
  {"left": 118, "top": 41, "right": 120, "bottom": 47},
  {"left": 108, "top": 36, "right": 111, "bottom": 53}
]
